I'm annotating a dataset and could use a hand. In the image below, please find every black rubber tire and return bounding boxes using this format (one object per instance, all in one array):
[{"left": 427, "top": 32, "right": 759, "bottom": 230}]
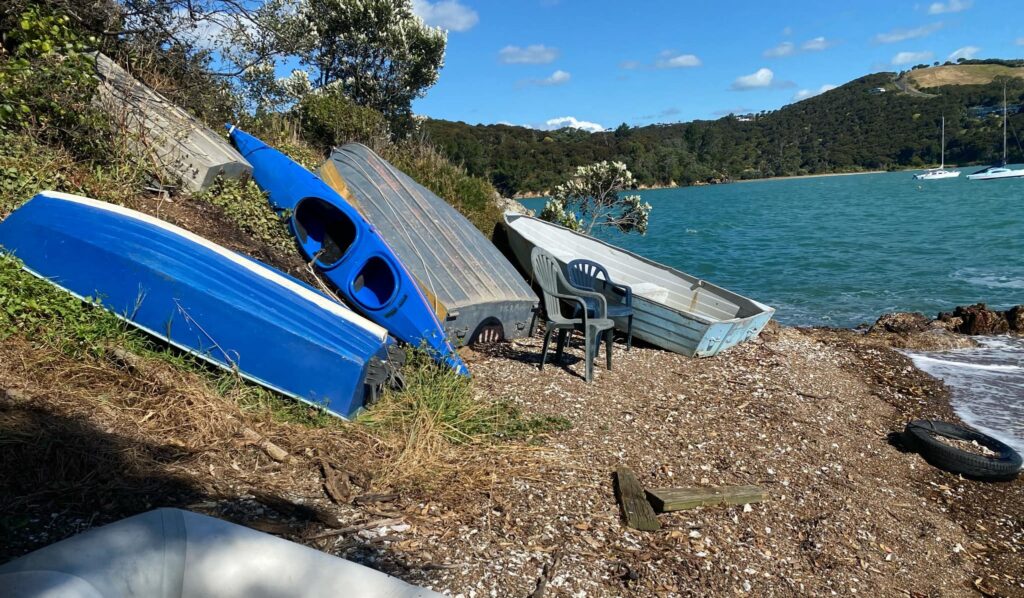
[{"left": 904, "top": 420, "right": 1022, "bottom": 482}]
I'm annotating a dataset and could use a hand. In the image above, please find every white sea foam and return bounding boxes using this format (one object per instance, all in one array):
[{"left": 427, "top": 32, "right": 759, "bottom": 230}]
[
  {"left": 910, "top": 355, "right": 1021, "bottom": 373},
  {"left": 951, "top": 268, "right": 1024, "bottom": 290},
  {"left": 908, "top": 336, "right": 1024, "bottom": 454}
]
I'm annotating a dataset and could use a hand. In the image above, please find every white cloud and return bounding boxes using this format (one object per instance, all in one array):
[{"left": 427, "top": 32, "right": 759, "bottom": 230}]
[
  {"left": 412, "top": 0, "right": 478, "bottom": 32},
  {"left": 874, "top": 23, "right": 943, "bottom": 44},
  {"left": 536, "top": 69, "right": 577, "bottom": 85},
  {"left": 928, "top": 0, "right": 971, "bottom": 14},
  {"left": 498, "top": 44, "right": 559, "bottom": 64},
  {"left": 1017, "top": 38, "right": 1024, "bottom": 46},
  {"left": 764, "top": 42, "right": 796, "bottom": 58},
  {"left": 712, "top": 106, "right": 753, "bottom": 117},
  {"left": 543, "top": 116, "right": 605, "bottom": 133},
  {"left": 802, "top": 36, "right": 833, "bottom": 51},
  {"left": 655, "top": 51, "right": 702, "bottom": 68},
  {"left": 730, "top": 68, "right": 775, "bottom": 90},
  {"left": 948, "top": 46, "right": 980, "bottom": 61},
  {"left": 793, "top": 83, "right": 837, "bottom": 101},
  {"left": 892, "top": 50, "right": 935, "bottom": 65},
  {"left": 619, "top": 60, "right": 641, "bottom": 70}
]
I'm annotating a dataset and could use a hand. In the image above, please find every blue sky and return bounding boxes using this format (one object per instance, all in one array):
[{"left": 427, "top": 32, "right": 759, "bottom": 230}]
[{"left": 410, "top": 0, "right": 1024, "bottom": 130}]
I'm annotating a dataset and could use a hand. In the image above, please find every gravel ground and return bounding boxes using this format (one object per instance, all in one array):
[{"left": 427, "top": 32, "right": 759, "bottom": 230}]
[
  {"left": 402, "top": 323, "right": 1022, "bottom": 597},
  {"left": 1, "top": 322, "right": 1020, "bottom": 597}
]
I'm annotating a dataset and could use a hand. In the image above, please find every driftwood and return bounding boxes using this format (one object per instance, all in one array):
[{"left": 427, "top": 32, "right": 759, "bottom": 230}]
[
  {"left": 646, "top": 486, "right": 766, "bottom": 512},
  {"left": 614, "top": 466, "right": 661, "bottom": 531}
]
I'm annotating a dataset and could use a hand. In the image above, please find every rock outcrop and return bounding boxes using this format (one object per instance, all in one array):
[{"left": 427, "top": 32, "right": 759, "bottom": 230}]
[
  {"left": 936, "top": 303, "right": 1023, "bottom": 335},
  {"left": 869, "top": 312, "right": 932, "bottom": 334}
]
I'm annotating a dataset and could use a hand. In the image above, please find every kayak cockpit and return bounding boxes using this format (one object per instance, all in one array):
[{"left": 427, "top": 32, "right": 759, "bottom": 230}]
[{"left": 293, "top": 197, "right": 357, "bottom": 267}]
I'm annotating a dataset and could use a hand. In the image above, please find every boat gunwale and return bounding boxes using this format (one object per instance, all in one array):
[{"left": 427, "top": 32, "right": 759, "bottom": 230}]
[{"left": 503, "top": 213, "right": 774, "bottom": 326}]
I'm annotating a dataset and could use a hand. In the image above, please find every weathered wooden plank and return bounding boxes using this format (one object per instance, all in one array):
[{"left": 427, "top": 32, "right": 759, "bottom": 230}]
[
  {"left": 646, "top": 486, "right": 766, "bottom": 513},
  {"left": 614, "top": 466, "right": 661, "bottom": 531}
]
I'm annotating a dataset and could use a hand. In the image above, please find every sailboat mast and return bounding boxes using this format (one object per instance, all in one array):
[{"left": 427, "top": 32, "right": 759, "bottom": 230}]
[
  {"left": 1003, "top": 85, "right": 1008, "bottom": 165},
  {"left": 940, "top": 115, "right": 945, "bottom": 169}
]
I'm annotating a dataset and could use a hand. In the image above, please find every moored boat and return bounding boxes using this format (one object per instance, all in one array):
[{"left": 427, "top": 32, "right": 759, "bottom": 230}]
[
  {"left": 967, "top": 86, "right": 1024, "bottom": 181},
  {"left": 503, "top": 213, "right": 775, "bottom": 357},
  {"left": 0, "top": 191, "right": 396, "bottom": 419},
  {"left": 914, "top": 116, "right": 960, "bottom": 180},
  {"left": 319, "top": 143, "right": 538, "bottom": 345},
  {"left": 227, "top": 126, "right": 468, "bottom": 375}
]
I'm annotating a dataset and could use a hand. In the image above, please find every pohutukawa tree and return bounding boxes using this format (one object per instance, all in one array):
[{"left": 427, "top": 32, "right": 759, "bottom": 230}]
[
  {"left": 540, "top": 161, "right": 652, "bottom": 235},
  {"left": 294, "top": 0, "right": 446, "bottom": 133}
]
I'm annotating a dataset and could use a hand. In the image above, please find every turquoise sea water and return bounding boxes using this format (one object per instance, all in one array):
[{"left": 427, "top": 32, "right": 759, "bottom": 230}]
[
  {"left": 520, "top": 171, "right": 1023, "bottom": 328},
  {"left": 520, "top": 171, "right": 1023, "bottom": 450}
]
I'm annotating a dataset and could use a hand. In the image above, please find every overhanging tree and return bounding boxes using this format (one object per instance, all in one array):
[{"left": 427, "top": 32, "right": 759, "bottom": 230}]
[{"left": 540, "top": 161, "right": 652, "bottom": 235}]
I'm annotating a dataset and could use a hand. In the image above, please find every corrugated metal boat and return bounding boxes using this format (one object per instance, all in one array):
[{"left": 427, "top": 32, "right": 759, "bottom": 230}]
[
  {"left": 0, "top": 191, "right": 397, "bottom": 419},
  {"left": 503, "top": 213, "right": 775, "bottom": 357},
  {"left": 227, "top": 126, "right": 468, "bottom": 375},
  {"left": 318, "top": 143, "right": 538, "bottom": 345},
  {"left": 93, "top": 54, "right": 251, "bottom": 192}
]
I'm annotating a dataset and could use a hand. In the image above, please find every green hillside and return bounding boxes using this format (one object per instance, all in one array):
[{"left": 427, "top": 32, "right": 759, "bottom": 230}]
[{"left": 424, "top": 66, "right": 1024, "bottom": 195}]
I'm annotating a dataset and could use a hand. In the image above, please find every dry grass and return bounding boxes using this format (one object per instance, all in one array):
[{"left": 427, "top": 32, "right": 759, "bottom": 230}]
[
  {"left": 907, "top": 64, "right": 1024, "bottom": 88},
  {"left": 0, "top": 332, "right": 559, "bottom": 562}
]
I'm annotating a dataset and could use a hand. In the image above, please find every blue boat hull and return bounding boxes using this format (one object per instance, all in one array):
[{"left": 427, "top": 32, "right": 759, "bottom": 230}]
[
  {"left": 0, "top": 191, "right": 395, "bottom": 419},
  {"left": 228, "top": 126, "right": 468, "bottom": 375}
]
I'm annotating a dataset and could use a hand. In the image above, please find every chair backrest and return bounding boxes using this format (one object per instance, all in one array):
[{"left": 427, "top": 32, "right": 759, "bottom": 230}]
[
  {"left": 567, "top": 259, "right": 609, "bottom": 291},
  {"left": 531, "top": 247, "right": 567, "bottom": 319}
]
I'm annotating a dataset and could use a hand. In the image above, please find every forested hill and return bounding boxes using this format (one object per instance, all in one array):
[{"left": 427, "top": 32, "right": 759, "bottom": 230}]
[{"left": 423, "top": 62, "right": 1024, "bottom": 196}]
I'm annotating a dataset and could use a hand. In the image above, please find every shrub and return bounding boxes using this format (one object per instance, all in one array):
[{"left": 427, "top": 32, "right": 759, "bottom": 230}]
[
  {"left": 381, "top": 139, "right": 504, "bottom": 235},
  {"left": 0, "top": 7, "right": 108, "bottom": 154},
  {"left": 296, "top": 88, "right": 390, "bottom": 151},
  {"left": 196, "top": 177, "right": 294, "bottom": 255}
]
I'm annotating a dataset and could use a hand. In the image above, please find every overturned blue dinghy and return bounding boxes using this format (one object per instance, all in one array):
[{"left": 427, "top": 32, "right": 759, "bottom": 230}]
[
  {"left": 0, "top": 191, "right": 397, "bottom": 419},
  {"left": 228, "top": 125, "right": 468, "bottom": 375}
]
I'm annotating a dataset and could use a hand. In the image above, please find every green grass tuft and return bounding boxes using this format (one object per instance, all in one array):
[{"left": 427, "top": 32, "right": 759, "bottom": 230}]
[{"left": 359, "top": 350, "right": 570, "bottom": 443}]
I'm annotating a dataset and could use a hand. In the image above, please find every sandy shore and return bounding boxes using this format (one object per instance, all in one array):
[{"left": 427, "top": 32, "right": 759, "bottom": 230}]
[{"left": 2, "top": 318, "right": 1020, "bottom": 597}]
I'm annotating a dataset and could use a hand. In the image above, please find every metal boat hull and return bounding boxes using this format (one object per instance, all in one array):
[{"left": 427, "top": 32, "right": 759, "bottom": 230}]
[
  {"left": 0, "top": 191, "right": 394, "bottom": 419},
  {"left": 503, "top": 213, "right": 775, "bottom": 357},
  {"left": 319, "top": 143, "right": 537, "bottom": 346}
]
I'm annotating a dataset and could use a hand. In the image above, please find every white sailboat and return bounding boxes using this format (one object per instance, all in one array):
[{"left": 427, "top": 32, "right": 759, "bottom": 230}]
[
  {"left": 914, "top": 116, "right": 960, "bottom": 180},
  {"left": 967, "top": 86, "right": 1024, "bottom": 181}
]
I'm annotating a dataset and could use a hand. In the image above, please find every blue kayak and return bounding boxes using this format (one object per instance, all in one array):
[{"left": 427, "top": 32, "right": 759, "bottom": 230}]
[
  {"left": 228, "top": 125, "right": 468, "bottom": 375},
  {"left": 0, "top": 191, "right": 397, "bottom": 419}
]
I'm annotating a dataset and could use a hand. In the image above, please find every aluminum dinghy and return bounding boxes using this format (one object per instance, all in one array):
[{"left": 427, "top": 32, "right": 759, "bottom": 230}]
[
  {"left": 0, "top": 191, "right": 397, "bottom": 419},
  {"left": 0, "top": 508, "right": 441, "bottom": 598},
  {"left": 227, "top": 126, "right": 468, "bottom": 375},
  {"left": 319, "top": 143, "right": 538, "bottom": 345},
  {"left": 503, "top": 213, "right": 775, "bottom": 357}
]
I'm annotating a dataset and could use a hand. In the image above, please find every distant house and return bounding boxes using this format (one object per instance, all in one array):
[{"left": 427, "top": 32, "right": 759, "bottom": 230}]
[
  {"left": 736, "top": 114, "right": 755, "bottom": 122},
  {"left": 868, "top": 87, "right": 887, "bottom": 95},
  {"left": 969, "top": 104, "right": 1022, "bottom": 118}
]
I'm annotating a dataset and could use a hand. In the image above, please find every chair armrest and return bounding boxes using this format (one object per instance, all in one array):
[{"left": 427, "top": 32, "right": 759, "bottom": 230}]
[
  {"left": 555, "top": 267, "right": 608, "bottom": 318},
  {"left": 612, "top": 283, "right": 633, "bottom": 307}
]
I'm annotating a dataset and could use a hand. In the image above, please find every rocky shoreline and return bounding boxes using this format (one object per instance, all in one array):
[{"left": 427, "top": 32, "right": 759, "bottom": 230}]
[{"left": 0, "top": 305, "right": 1021, "bottom": 596}]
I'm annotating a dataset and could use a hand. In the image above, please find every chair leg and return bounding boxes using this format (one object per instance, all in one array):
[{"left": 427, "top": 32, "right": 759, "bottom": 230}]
[
  {"left": 626, "top": 315, "right": 633, "bottom": 350},
  {"left": 584, "top": 330, "right": 594, "bottom": 383},
  {"left": 554, "top": 329, "right": 568, "bottom": 364},
  {"left": 540, "top": 326, "right": 555, "bottom": 370},
  {"left": 605, "top": 328, "right": 613, "bottom": 370}
]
